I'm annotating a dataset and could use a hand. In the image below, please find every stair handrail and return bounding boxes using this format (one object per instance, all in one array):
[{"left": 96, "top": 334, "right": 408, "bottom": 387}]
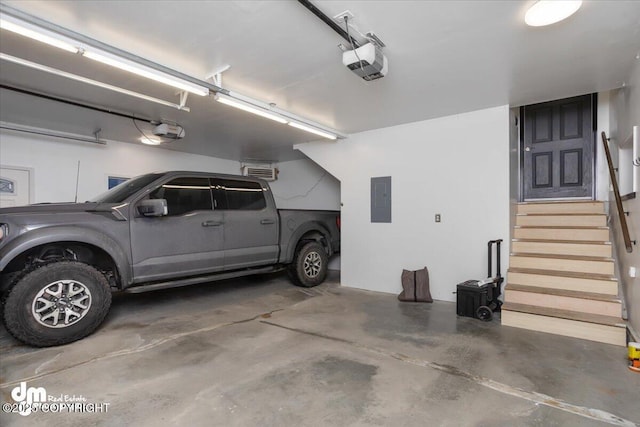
[{"left": 601, "top": 131, "right": 633, "bottom": 253}]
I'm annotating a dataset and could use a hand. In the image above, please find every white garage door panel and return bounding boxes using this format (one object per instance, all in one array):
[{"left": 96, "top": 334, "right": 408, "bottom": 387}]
[{"left": 0, "top": 167, "right": 31, "bottom": 207}]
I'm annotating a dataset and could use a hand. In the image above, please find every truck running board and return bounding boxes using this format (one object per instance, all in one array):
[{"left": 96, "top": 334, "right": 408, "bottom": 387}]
[{"left": 123, "top": 266, "right": 285, "bottom": 294}]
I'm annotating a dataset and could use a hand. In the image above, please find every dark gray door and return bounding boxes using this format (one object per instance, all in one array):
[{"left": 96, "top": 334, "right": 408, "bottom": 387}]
[
  {"left": 523, "top": 94, "right": 594, "bottom": 200},
  {"left": 130, "top": 176, "right": 224, "bottom": 282},
  {"left": 212, "top": 178, "right": 279, "bottom": 270}
]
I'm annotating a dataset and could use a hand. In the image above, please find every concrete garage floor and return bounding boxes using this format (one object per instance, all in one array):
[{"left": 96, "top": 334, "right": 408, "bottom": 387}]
[{"left": 1, "top": 272, "right": 639, "bottom": 427}]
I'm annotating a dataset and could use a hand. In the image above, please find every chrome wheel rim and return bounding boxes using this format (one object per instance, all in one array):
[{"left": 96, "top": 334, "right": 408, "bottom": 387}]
[
  {"left": 303, "top": 252, "right": 322, "bottom": 278},
  {"left": 31, "top": 280, "right": 92, "bottom": 328}
]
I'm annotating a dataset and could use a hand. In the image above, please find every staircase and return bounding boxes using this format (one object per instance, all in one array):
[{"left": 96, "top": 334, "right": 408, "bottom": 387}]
[{"left": 501, "top": 201, "right": 627, "bottom": 346}]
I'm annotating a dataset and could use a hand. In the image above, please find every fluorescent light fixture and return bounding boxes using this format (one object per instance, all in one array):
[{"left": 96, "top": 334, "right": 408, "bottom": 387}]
[
  {"left": 288, "top": 121, "right": 337, "bottom": 140},
  {"left": 1, "top": 121, "right": 106, "bottom": 145},
  {"left": 0, "top": 53, "right": 190, "bottom": 111},
  {"left": 1, "top": 10, "right": 343, "bottom": 140},
  {"left": 82, "top": 50, "right": 209, "bottom": 96},
  {"left": 215, "top": 93, "right": 288, "bottom": 124},
  {"left": 216, "top": 92, "right": 341, "bottom": 139},
  {"left": 525, "top": 1, "right": 582, "bottom": 27},
  {"left": 216, "top": 91, "right": 343, "bottom": 140},
  {"left": 0, "top": 15, "right": 78, "bottom": 53},
  {"left": 140, "top": 136, "right": 163, "bottom": 145},
  {"left": 0, "top": 11, "right": 210, "bottom": 97}
]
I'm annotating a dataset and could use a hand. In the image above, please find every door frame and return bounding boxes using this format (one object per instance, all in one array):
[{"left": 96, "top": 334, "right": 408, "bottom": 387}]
[{"left": 518, "top": 93, "right": 598, "bottom": 202}]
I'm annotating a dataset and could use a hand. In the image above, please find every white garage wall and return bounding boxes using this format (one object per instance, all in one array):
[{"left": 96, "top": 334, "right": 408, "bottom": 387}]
[
  {"left": 296, "top": 105, "right": 510, "bottom": 301},
  {"left": 0, "top": 130, "right": 238, "bottom": 203},
  {"left": 1, "top": 130, "right": 343, "bottom": 270},
  {"left": 609, "top": 58, "right": 640, "bottom": 339},
  {"left": 270, "top": 158, "right": 340, "bottom": 210},
  {"left": 270, "top": 158, "right": 342, "bottom": 270},
  {"left": 0, "top": 130, "right": 342, "bottom": 208}
]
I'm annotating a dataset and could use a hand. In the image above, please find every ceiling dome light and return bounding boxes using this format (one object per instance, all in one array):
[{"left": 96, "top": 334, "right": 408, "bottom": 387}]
[{"left": 525, "top": 1, "right": 582, "bottom": 27}]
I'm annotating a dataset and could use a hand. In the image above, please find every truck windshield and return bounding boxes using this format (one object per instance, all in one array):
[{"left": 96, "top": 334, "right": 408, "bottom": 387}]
[{"left": 91, "top": 173, "right": 163, "bottom": 203}]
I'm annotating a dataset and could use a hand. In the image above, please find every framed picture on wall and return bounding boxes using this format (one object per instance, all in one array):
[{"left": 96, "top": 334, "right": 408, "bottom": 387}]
[{"left": 108, "top": 176, "right": 129, "bottom": 189}]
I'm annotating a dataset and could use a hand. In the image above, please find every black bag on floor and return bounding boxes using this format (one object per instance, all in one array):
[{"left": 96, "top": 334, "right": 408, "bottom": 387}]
[{"left": 399, "top": 267, "right": 433, "bottom": 303}]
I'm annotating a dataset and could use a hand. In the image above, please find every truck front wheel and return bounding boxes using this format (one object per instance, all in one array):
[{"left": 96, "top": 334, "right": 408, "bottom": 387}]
[
  {"left": 289, "top": 241, "right": 328, "bottom": 287},
  {"left": 3, "top": 261, "right": 112, "bottom": 347}
]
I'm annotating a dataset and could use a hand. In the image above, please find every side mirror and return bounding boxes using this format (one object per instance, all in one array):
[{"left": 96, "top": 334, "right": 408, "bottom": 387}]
[{"left": 137, "top": 199, "right": 167, "bottom": 217}]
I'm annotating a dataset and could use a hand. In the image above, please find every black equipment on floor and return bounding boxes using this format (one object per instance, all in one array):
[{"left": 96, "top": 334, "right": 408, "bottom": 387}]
[{"left": 456, "top": 239, "right": 504, "bottom": 321}]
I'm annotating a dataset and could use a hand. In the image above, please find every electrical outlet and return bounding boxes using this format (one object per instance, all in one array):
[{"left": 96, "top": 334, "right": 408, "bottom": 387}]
[
  {"left": 333, "top": 10, "right": 354, "bottom": 23},
  {"left": 435, "top": 214, "right": 441, "bottom": 223},
  {"left": 630, "top": 267, "right": 637, "bottom": 278}
]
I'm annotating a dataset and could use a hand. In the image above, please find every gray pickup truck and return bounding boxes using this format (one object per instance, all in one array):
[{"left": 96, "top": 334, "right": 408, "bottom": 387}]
[{"left": 0, "top": 171, "right": 340, "bottom": 347}]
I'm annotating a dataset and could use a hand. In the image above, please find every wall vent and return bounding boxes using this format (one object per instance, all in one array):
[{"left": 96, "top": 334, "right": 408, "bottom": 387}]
[{"left": 241, "top": 164, "right": 278, "bottom": 181}]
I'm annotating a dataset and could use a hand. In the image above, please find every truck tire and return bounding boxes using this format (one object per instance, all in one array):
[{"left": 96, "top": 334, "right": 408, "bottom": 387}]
[
  {"left": 289, "top": 241, "right": 328, "bottom": 287},
  {"left": 3, "top": 261, "right": 112, "bottom": 347}
]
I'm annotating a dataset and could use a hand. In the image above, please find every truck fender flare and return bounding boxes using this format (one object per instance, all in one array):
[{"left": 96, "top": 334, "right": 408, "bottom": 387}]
[
  {"left": 283, "top": 221, "right": 333, "bottom": 263},
  {"left": 0, "top": 227, "right": 131, "bottom": 286}
]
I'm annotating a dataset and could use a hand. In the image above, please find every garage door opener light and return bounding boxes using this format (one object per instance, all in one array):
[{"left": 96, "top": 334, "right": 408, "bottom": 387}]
[{"left": 139, "top": 136, "right": 163, "bottom": 145}]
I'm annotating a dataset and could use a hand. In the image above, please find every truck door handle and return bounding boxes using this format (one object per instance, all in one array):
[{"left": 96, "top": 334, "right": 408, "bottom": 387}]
[
  {"left": 260, "top": 219, "right": 275, "bottom": 225},
  {"left": 202, "top": 220, "right": 223, "bottom": 227}
]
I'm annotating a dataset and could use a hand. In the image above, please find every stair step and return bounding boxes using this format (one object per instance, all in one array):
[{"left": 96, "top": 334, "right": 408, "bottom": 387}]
[
  {"left": 516, "top": 214, "right": 607, "bottom": 227},
  {"left": 510, "top": 253, "right": 613, "bottom": 261},
  {"left": 507, "top": 268, "right": 618, "bottom": 295},
  {"left": 517, "top": 201, "right": 605, "bottom": 215},
  {"left": 509, "top": 254, "right": 614, "bottom": 275},
  {"left": 502, "top": 303, "right": 624, "bottom": 326},
  {"left": 514, "top": 238, "right": 610, "bottom": 244},
  {"left": 511, "top": 240, "right": 612, "bottom": 257},
  {"left": 507, "top": 201, "right": 623, "bottom": 347},
  {"left": 504, "top": 285, "right": 621, "bottom": 317},
  {"left": 501, "top": 303, "right": 626, "bottom": 346},
  {"left": 514, "top": 227, "right": 610, "bottom": 242},
  {"left": 505, "top": 283, "right": 620, "bottom": 301}
]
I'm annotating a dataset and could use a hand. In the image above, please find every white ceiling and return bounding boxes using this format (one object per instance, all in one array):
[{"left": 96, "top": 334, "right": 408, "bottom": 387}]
[{"left": 1, "top": 0, "right": 639, "bottom": 162}]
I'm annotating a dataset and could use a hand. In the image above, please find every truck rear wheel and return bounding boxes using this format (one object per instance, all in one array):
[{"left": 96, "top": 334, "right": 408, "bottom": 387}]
[
  {"left": 289, "top": 241, "right": 328, "bottom": 287},
  {"left": 3, "top": 261, "right": 112, "bottom": 347}
]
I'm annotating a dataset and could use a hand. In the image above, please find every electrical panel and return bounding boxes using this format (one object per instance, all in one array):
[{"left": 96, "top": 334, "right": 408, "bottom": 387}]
[{"left": 371, "top": 176, "right": 391, "bottom": 223}]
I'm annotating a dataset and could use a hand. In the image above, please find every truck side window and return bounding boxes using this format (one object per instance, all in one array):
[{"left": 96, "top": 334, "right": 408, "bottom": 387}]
[
  {"left": 149, "top": 177, "right": 212, "bottom": 216},
  {"left": 215, "top": 179, "right": 266, "bottom": 210}
]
